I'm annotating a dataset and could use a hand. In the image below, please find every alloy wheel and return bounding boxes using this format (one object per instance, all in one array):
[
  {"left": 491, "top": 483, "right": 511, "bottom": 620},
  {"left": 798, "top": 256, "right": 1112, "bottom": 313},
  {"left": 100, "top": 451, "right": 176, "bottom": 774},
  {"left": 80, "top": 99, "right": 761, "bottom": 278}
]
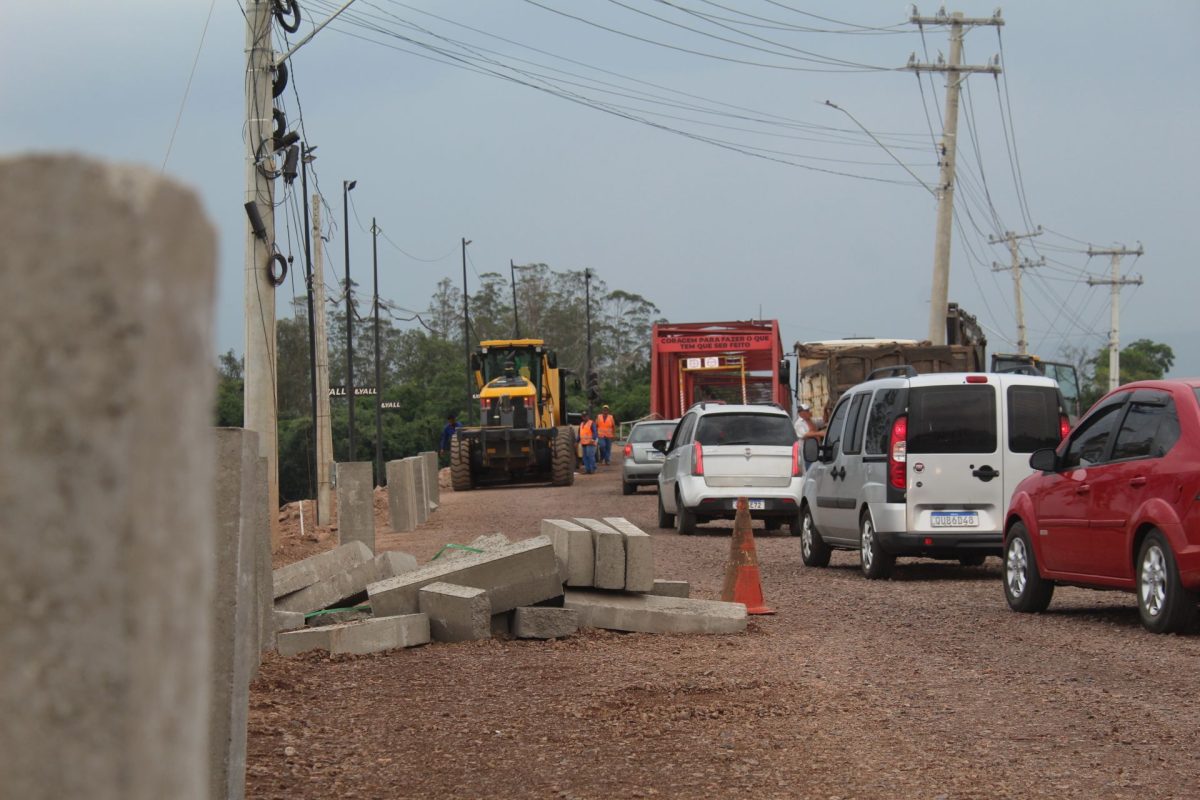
[
  {"left": 861, "top": 519, "right": 874, "bottom": 571},
  {"left": 1140, "top": 543, "right": 1168, "bottom": 618},
  {"left": 1006, "top": 536, "right": 1029, "bottom": 599}
]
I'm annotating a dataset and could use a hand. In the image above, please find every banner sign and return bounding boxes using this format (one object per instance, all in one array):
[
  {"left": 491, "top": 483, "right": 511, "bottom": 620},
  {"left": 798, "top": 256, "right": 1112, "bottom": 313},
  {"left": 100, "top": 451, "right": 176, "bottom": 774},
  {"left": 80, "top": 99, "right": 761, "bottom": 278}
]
[
  {"left": 655, "top": 333, "right": 774, "bottom": 353},
  {"left": 329, "top": 386, "right": 377, "bottom": 397}
]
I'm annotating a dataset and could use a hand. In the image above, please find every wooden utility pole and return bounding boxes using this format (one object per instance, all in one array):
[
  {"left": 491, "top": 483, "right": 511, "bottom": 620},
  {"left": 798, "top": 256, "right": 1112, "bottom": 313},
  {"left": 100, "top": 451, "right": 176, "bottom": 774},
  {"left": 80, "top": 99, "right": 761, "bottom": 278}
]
[
  {"left": 905, "top": 9, "right": 1003, "bottom": 345},
  {"left": 243, "top": 0, "right": 280, "bottom": 549},
  {"left": 989, "top": 227, "right": 1044, "bottom": 355},
  {"left": 312, "top": 200, "right": 333, "bottom": 525},
  {"left": 1086, "top": 244, "right": 1144, "bottom": 390}
]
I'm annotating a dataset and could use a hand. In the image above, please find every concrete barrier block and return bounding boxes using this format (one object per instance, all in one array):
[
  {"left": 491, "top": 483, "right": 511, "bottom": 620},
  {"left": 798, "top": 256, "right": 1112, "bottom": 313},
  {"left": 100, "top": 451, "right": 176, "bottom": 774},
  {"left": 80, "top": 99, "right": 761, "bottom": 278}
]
[
  {"left": 274, "top": 610, "right": 306, "bottom": 634},
  {"left": 375, "top": 550, "right": 419, "bottom": 579},
  {"left": 574, "top": 518, "right": 625, "bottom": 590},
  {"left": 602, "top": 517, "right": 655, "bottom": 593},
  {"left": 336, "top": 462, "right": 376, "bottom": 551},
  {"left": 276, "top": 549, "right": 404, "bottom": 615},
  {"left": 385, "top": 459, "right": 417, "bottom": 532},
  {"left": 650, "top": 580, "right": 690, "bottom": 598},
  {"left": 305, "top": 608, "right": 369, "bottom": 627},
  {"left": 278, "top": 614, "right": 430, "bottom": 656},
  {"left": 541, "top": 519, "right": 594, "bottom": 586},
  {"left": 368, "top": 535, "right": 562, "bottom": 617},
  {"left": 418, "top": 582, "right": 491, "bottom": 642},
  {"left": 442, "top": 533, "right": 511, "bottom": 562},
  {"left": 406, "top": 456, "right": 429, "bottom": 524},
  {"left": 272, "top": 541, "right": 372, "bottom": 601},
  {"left": 565, "top": 590, "right": 747, "bottom": 634},
  {"left": 421, "top": 451, "right": 440, "bottom": 506},
  {"left": 513, "top": 607, "right": 579, "bottom": 639}
]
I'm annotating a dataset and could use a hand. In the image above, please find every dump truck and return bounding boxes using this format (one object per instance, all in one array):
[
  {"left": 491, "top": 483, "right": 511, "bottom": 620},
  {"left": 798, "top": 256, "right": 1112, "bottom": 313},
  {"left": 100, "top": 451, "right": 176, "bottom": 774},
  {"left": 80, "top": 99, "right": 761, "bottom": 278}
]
[{"left": 449, "top": 338, "right": 575, "bottom": 491}]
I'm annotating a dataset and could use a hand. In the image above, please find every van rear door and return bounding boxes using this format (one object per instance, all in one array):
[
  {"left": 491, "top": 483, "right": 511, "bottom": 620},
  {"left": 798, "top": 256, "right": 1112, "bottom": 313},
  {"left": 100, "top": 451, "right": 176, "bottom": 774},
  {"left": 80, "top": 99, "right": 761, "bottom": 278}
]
[{"left": 905, "top": 381, "right": 1004, "bottom": 534}]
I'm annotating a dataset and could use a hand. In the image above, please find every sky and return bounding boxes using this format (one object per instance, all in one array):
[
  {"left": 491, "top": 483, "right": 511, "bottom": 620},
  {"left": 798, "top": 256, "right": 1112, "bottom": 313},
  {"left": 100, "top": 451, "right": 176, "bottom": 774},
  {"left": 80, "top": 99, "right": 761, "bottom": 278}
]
[{"left": 3, "top": 0, "right": 1198, "bottom": 378}]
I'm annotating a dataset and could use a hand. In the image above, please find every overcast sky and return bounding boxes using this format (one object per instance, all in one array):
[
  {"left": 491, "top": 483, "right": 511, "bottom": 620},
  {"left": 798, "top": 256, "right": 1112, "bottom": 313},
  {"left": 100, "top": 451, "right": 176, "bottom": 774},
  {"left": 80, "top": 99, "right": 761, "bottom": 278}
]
[{"left": 3, "top": 1, "right": 1197, "bottom": 377}]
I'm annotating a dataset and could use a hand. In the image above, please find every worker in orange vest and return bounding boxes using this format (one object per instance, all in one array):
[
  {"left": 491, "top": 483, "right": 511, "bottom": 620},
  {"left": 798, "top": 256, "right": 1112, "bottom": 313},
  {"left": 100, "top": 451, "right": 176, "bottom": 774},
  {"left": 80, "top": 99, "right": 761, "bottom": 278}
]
[
  {"left": 578, "top": 411, "right": 597, "bottom": 474},
  {"left": 596, "top": 404, "right": 616, "bottom": 466}
]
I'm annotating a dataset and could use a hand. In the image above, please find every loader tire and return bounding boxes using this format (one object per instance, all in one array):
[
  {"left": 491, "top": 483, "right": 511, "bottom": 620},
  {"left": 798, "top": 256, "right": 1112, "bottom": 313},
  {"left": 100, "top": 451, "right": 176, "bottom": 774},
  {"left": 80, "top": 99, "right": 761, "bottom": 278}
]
[
  {"left": 450, "top": 433, "right": 473, "bottom": 492},
  {"left": 551, "top": 426, "right": 575, "bottom": 486}
]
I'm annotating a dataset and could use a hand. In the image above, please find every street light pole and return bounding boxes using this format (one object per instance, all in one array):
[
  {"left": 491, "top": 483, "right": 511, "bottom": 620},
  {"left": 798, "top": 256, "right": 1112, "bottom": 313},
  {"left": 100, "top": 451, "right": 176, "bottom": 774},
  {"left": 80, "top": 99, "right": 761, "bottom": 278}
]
[
  {"left": 462, "top": 237, "right": 472, "bottom": 425},
  {"left": 343, "top": 179, "right": 357, "bottom": 460}
]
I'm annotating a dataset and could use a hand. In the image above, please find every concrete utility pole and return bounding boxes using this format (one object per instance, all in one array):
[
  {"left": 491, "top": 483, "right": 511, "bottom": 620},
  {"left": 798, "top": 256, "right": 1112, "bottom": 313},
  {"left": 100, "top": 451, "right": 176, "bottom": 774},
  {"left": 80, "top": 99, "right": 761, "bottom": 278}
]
[
  {"left": 343, "top": 179, "right": 357, "bottom": 459},
  {"left": 1086, "top": 244, "right": 1144, "bottom": 391},
  {"left": 462, "top": 238, "right": 472, "bottom": 425},
  {"left": 372, "top": 219, "right": 384, "bottom": 487},
  {"left": 989, "top": 227, "right": 1044, "bottom": 355},
  {"left": 510, "top": 259, "right": 521, "bottom": 338},
  {"left": 905, "top": 9, "right": 1003, "bottom": 345},
  {"left": 311, "top": 199, "right": 333, "bottom": 525},
  {"left": 243, "top": 0, "right": 280, "bottom": 549}
]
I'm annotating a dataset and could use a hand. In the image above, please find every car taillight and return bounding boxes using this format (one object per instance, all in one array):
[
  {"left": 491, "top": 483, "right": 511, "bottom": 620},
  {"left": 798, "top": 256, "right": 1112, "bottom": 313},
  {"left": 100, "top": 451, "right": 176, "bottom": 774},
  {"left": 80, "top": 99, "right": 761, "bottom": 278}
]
[
  {"left": 693, "top": 441, "right": 705, "bottom": 476},
  {"left": 1059, "top": 414, "right": 1071, "bottom": 441},
  {"left": 792, "top": 440, "right": 801, "bottom": 477},
  {"left": 888, "top": 415, "right": 907, "bottom": 490},
  {"left": 623, "top": 443, "right": 632, "bottom": 458}
]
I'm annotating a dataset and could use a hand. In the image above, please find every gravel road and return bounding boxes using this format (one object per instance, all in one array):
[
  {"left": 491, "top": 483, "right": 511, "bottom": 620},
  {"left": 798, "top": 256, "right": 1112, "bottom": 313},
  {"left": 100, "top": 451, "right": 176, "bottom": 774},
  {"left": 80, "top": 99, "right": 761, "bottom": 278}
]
[{"left": 250, "top": 457, "right": 1200, "bottom": 799}]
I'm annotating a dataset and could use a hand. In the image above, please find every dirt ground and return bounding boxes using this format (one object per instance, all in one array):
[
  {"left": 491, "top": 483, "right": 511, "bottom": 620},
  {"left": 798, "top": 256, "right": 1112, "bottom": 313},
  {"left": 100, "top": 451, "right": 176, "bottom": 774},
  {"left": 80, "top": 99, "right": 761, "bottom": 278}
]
[{"left": 249, "top": 457, "right": 1200, "bottom": 799}]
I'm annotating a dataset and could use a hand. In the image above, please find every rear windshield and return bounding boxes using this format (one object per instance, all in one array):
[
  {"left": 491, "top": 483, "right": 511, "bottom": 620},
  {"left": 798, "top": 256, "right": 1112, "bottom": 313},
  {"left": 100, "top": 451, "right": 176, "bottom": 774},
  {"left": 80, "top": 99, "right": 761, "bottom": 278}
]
[
  {"left": 908, "top": 385, "right": 997, "bottom": 454},
  {"left": 695, "top": 413, "right": 796, "bottom": 447},
  {"left": 629, "top": 423, "right": 677, "bottom": 444},
  {"left": 1008, "top": 385, "right": 1063, "bottom": 453}
]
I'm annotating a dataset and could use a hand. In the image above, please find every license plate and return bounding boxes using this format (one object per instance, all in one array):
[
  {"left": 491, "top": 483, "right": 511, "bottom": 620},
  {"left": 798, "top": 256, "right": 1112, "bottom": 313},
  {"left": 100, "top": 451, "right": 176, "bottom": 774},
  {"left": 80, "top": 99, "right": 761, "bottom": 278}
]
[
  {"left": 747, "top": 499, "right": 766, "bottom": 510},
  {"left": 647, "top": 452, "right": 664, "bottom": 461},
  {"left": 930, "top": 511, "right": 979, "bottom": 527}
]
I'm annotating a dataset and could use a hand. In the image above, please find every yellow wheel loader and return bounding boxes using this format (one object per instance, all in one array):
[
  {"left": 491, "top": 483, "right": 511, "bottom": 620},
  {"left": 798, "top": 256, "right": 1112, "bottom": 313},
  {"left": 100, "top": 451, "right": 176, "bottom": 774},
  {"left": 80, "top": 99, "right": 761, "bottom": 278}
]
[{"left": 449, "top": 339, "right": 575, "bottom": 490}]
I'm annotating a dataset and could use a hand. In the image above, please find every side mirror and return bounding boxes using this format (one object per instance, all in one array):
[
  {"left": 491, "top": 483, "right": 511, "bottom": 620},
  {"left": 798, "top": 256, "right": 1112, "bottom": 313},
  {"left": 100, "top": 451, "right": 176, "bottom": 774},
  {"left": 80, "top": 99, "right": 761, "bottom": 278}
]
[
  {"left": 1029, "top": 448, "right": 1058, "bottom": 472},
  {"left": 802, "top": 438, "right": 820, "bottom": 464},
  {"left": 546, "top": 351, "right": 558, "bottom": 369},
  {"left": 818, "top": 444, "right": 835, "bottom": 463},
  {"left": 652, "top": 439, "right": 668, "bottom": 453}
]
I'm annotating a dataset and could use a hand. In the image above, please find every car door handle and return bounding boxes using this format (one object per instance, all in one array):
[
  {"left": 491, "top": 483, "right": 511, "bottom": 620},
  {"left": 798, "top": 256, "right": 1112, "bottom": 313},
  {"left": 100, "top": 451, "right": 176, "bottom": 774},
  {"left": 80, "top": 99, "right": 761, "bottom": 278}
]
[
  {"left": 1075, "top": 484, "right": 1091, "bottom": 495},
  {"left": 831, "top": 466, "right": 846, "bottom": 481},
  {"left": 972, "top": 465, "right": 999, "bottom": 482},
  {"left": 1129, "top": 476, "right": 1147, "bottom": 488}
]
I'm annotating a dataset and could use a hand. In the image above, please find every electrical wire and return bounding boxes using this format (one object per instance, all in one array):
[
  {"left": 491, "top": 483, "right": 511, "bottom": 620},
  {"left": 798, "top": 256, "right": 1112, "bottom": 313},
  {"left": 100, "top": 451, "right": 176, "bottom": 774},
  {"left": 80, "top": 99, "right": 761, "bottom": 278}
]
[{"left": 162, "top": 0, "right": 218, "bottom": 173}]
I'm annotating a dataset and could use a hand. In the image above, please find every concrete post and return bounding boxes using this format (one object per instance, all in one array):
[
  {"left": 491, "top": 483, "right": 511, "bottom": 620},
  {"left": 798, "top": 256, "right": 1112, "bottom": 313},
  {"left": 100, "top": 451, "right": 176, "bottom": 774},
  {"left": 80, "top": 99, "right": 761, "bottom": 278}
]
[
  {"left": 386, "top": 458, "right": 417, "bottom": 532},
  {"left": 0, "top": 156, "right": 216, "bottom": 799},
  {"left": 407, "top": 455, "right": 429, "bottom": 523},
  {"left": 421, "top": 450, "right": 440, "bottom": 505},
  {"left": 336, "top": 461, "right": 376, "bottom": 552}
]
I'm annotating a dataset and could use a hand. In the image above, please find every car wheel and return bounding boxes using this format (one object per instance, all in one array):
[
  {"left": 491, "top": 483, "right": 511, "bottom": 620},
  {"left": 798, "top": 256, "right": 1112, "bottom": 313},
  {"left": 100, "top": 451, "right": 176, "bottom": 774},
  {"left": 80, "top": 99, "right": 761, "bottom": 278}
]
[
  {"left": 859, "top": 513, "right": 894, "bottom": 580},
  {"left": 1137, "top": 530, "right": 1199, "bottom": 634},
  {"left": 675, "top": 492, "right": 697, "bottom": 535},
  {"left": 656, "top": 490, "right": 675, "bottom": 529},
  {"left": 799, "top": 507, "right": 831, "bottom": 568},
  {"left": 1003, "top": 522, "right": 1054, "bottom": 613},
  {"left": 958, "top": 554, "right": 986, "bottom": 567},
  {"left": 622, "top": 480, "right": 635, "bottom": 495}
]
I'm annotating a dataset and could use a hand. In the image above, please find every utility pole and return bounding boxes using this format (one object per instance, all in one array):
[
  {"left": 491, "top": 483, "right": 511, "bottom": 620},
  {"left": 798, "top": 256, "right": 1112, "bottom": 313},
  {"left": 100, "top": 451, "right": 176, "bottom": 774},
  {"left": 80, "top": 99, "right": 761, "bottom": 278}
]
[
  {"left": 1087, "top": 244, "right": 1144, "bottom": 391},
  {"left": 585, "top": 268, "right": 594, "bottom": 407},
  {"left": 243, "top": 0, "right": 280, "bottom": 548},
  {"left": 300, "top": 144, "right": 319, "bottom": 516},
  {"left": 343, "top": 179, "right": 357, "bottom": 460},
  {"left": 905, "top": 9, "right": 1003, "bottom": 344},
  {"left": 510, "top": 259, "right": 521, "bottom": 339},
  {"left": 372, "top": 219, "right": 383, "bottom": 487},
  {"left": 462, "top": 238, "right": 472, "bottom": 425},
  {"left": 311, "top": 198, "right": 333, "bottom": 525},
  {"left": 988, "top": 227, "right": 1044, "bottom": 355}
]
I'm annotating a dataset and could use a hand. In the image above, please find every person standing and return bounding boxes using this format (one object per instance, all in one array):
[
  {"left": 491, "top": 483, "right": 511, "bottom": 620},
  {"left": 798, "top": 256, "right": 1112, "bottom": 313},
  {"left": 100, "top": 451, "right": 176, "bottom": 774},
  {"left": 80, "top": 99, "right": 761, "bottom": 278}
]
[
  {"left": 439, "top": 413, "right": 463, "bottom": 463},
  {"left": 595, "top": 404, "right": 616, "bottom": 466},
  {"left": 793, "top": 403, "right": 823, "bottom": 471},
  {"left": 579, "top": 411, "right": 597, "bottom": 474}
]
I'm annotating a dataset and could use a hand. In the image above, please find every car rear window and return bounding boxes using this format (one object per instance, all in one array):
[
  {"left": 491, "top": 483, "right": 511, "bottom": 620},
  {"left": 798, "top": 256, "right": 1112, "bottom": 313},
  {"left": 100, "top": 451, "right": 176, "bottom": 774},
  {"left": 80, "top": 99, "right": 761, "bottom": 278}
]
[
  {"left": 695, "top": 413, "right": 796, "bottom": 446},
  {"left": 908, "top": 385, "right": 997, "bottom": 454},
  {"left": 629, "top": 423, "right": 676, "bottom": 444},
  {"left": 1007, "top": 385, "right": 1063, "bottom": 453}
]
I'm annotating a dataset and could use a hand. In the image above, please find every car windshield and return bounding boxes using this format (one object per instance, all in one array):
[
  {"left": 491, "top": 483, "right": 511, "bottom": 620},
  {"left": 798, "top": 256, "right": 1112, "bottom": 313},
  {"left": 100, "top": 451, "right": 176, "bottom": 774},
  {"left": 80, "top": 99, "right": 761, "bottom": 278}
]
[
  {"left": 695, "top": 413, "right": 796, "bottom": 446},
  {"left": 629, "top": 423, "right": 676, "bottom": 444}
]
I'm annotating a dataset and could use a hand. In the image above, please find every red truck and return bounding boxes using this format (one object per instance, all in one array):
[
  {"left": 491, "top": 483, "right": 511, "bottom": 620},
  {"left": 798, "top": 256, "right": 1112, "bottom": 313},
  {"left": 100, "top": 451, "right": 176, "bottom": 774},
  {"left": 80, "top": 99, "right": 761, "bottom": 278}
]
[{"left": 649, "top": 320, "right": 791, "bottom": 419}]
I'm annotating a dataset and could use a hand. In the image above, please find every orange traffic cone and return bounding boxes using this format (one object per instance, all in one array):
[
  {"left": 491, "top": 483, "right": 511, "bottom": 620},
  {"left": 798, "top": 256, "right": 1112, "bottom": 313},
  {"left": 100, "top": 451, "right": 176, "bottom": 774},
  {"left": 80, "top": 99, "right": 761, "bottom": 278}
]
[{"left": 720, "top": 497, "right": 775, "bottom": 615}]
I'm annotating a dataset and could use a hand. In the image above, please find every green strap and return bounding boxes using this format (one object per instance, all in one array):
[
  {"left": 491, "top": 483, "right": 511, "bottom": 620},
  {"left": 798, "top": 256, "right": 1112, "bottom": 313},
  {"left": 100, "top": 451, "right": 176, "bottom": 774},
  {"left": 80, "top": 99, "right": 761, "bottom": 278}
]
[
  {"left": 304, "top": 604, "right": 370, "bottom": 619},
  {"left": 431, "top": 543, "right": 484, "bottom": 561}
]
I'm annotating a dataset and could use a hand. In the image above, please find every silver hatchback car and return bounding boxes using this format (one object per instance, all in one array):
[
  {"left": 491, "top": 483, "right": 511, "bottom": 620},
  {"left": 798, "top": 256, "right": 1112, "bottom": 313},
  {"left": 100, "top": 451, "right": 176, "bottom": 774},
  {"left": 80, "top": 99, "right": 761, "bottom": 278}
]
[
  {"left": 655, "top": 402, "right": 802, "bottom": 534},
  {"left": 621, "top": 419, "right": 679, "bottom": 495}
]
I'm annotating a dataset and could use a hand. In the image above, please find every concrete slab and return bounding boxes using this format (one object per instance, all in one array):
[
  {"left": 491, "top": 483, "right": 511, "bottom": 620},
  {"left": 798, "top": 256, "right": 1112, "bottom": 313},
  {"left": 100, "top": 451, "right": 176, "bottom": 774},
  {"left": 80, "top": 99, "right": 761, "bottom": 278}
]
[
  {"left": 274, "top": 610, "right": 306, "bottom": 634},
  {"left": 513, "top": 607, "right": 579, "bottom": 639},
  {"left": 277, "top": 614, "right": 430, "bottom": 656},
  {"left": 275, "top": 550, "right": 414, "bottom": 615},
  {"left": 273, "top": 541, "right": 373, "bottom": 600},
  {"left": 385, "top": 458, "right": 417, "bottom": 533},
  {"left": 442, "top": 533, "right": 511, "bottom": 562},
  {"left": 650, "top": 580, "right": 690, "bottom": 598},
  {"left": 541, "top": 519, "right": 594, "bottom": 586},
  {"left": 305, "top": 608, "right": 369, "bottom": 627},
  {"left": 368, "top": 535, "right": 562, "bottom": 617},
  {"left": 336, "top": 461, "right": 376, "bottom": 551},
  {"left": 603, "top": 517, "right": 655, "bottom": 593},
  {"left": 418, "top": 582, "right": 491, "bottom": 642},
  {"left": 565, "top": 590, "right": 747, "bottom": 635},
  {"left": 574, "top": 518, "right": 625, "bottom": 590}
]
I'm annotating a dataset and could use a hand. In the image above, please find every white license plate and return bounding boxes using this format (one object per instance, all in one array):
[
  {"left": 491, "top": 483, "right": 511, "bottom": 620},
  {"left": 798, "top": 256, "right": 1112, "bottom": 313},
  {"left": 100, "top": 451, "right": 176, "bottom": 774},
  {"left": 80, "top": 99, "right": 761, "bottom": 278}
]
[
  {"left": 647, "top": 452, "right": 664, "bottom": 461},
  {"left": 747, "top": 499, "right": 766, "bottom": 510},
  {"left": 930, "top": 511, "right": 979, "bottom": 527}
]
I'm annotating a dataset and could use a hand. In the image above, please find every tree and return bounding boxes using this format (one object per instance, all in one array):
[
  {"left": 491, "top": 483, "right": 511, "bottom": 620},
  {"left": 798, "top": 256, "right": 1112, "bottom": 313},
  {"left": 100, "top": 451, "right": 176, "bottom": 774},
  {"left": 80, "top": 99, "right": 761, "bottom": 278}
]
[
  {"left": 215, "top": 349, "right": 243, "bottom": 427},
  {"left": 1082, "top": 338, "right": 1175, "bottom": 408}
]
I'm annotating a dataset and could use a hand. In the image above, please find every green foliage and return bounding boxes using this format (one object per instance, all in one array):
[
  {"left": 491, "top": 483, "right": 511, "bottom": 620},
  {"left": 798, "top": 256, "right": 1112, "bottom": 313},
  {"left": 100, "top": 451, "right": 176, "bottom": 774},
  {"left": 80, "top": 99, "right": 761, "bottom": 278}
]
[
  {"left": 1080, "top": 338, "right": 1175, "bottom": 409},
  {"left": 214, "top": 349, "right": 243, "bottom": 427}
]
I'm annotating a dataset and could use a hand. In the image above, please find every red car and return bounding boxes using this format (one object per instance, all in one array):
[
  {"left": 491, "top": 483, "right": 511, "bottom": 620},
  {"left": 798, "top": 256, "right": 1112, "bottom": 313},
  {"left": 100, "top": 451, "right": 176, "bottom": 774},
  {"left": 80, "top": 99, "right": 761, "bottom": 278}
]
[{"left": 1003, "top": 379, "right": 1200, "bottom": 633}]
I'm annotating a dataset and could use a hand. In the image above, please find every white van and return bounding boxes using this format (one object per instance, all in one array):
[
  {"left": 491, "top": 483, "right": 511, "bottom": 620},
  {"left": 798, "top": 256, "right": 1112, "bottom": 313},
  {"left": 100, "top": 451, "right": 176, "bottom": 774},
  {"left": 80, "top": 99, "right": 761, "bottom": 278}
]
[{"left": 799, "top": 368, "right": 1070, "bottom": 579}]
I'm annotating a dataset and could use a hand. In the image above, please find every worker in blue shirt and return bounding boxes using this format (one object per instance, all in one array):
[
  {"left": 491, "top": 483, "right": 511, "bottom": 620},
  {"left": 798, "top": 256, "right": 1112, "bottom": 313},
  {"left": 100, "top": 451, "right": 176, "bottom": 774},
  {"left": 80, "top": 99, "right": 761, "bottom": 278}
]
[{"left": 439, "top": 413, "right": 462, "bottom": 459}]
